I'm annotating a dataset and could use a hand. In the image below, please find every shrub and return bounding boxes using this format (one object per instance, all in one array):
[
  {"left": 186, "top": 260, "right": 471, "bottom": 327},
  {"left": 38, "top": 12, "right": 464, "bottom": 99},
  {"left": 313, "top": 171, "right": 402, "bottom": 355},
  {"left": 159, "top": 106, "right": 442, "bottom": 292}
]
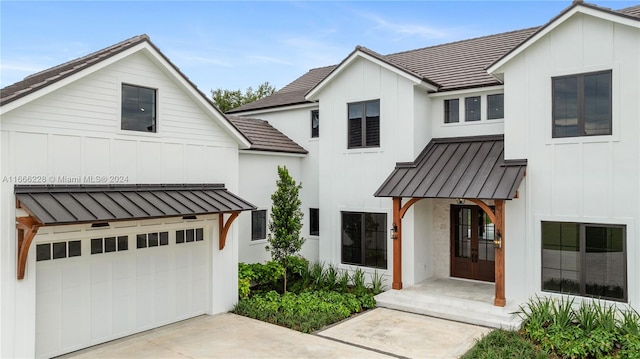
[
  {"left": 518, "top": 296, "right": 640, "bottom": 359},
  {"left": 233, "top": 290, "right": 371, "bottom": 333}
]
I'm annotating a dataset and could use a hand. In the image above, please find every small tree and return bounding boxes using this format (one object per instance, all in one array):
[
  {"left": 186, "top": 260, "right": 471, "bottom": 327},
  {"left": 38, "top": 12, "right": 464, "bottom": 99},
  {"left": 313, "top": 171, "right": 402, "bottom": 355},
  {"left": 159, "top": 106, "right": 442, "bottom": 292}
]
[{"left": 265, "top": 166, "right": 305, "bottom": 292}]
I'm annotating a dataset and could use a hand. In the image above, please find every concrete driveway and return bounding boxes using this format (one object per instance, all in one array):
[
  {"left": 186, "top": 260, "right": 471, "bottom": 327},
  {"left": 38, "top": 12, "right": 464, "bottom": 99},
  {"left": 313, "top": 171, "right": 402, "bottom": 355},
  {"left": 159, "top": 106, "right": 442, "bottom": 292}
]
[{"left": 59, "top": 308, "right": 490, "bottom": 359}]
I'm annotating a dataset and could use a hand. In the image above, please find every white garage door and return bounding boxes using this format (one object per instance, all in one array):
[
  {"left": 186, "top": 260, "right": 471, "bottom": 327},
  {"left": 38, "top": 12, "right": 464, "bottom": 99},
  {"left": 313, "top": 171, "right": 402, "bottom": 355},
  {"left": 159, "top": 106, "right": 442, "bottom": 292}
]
[{"left": 35, "top": 226, "right": 211, "bottom": 358}]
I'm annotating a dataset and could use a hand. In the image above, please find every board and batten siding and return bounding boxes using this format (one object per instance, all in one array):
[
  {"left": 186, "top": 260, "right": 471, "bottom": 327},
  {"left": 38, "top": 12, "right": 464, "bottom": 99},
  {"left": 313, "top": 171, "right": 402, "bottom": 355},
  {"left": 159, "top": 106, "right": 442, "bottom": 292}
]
[
  {"left": 496, "top": 13, "right": 640, "bottom": 305},
  {"left": 0, "top": 50, "right": 241, "bottom": 358},
  {"left": 315, "top": 57, "right": 425, "bottom": 284}
]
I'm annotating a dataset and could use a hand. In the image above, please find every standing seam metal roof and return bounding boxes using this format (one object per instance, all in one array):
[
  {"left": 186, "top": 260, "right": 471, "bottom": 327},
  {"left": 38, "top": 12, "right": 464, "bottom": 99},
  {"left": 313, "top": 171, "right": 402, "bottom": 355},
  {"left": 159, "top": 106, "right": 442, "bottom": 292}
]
[
  {"left": 15, "top": 184, "right": 256, "bottom": 225},
  {"left": 374, "top": 135, "right": 526, "bottom": 200}
]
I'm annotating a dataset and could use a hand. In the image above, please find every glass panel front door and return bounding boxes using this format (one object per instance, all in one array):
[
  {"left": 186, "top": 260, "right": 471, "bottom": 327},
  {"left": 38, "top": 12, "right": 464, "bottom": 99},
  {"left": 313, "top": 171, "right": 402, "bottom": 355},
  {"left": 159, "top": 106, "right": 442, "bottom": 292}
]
[{"left": 451, "top": 205, "right": 495, "bottom": 282}]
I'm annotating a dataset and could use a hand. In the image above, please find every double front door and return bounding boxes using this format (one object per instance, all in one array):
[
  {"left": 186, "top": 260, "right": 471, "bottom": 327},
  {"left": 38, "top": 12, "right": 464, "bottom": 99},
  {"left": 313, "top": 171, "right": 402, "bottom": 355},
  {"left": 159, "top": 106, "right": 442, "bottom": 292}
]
[{"left": 450, "top": 205, "right": 495, "bottom": 282}]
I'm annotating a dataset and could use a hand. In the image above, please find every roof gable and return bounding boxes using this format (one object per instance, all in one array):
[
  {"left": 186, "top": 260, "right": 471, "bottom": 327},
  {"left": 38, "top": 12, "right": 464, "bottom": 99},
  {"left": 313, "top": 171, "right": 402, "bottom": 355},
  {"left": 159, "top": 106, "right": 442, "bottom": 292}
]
[
  {"left": 0, "top": 34, "right": 251, "bottom": 149},
  {"left": 488, "top": 2, "right": 640, "bottom": 75},
  {"left": 305, "top": 46, "right": 440, "bottom": 101}
]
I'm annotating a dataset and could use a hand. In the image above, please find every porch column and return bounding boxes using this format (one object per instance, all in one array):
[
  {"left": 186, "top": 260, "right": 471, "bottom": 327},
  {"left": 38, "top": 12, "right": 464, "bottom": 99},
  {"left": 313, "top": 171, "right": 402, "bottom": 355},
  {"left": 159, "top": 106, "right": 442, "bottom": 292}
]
[
  {"left": 392, "top": 197, "right": 402, "bottom": 289},
  {"left": 469, "top": 198, "right": 506, "bottom": 307},
  {"left": 494, "top": 200, "right": 506, "bottom": 307}
]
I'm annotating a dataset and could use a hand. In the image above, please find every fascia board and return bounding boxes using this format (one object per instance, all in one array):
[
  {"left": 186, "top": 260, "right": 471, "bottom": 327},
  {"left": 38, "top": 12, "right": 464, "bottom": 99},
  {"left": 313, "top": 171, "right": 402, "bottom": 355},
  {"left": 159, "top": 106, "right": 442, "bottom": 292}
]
[
  {"left": 488, "top": 6, "right": 640, "bottom": 75},
  {"left": 1, "top": 43, "right": 150, "bottom": 115},
  {"left": 305, "top": 50, "right": 436, "bottom": 101},
  {"left": 140, "top": 45, "right": 251, "bottom": 149}
]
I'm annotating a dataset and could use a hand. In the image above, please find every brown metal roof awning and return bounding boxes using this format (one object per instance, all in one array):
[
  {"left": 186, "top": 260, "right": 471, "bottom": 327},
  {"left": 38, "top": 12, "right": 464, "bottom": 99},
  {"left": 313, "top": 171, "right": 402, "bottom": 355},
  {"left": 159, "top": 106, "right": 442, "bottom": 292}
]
[
  {"left": 374, "top": 135, "right": 526, "bottom": 200},
  {"left": 15, "top": 184, "right": 256, "bottom": 225}
]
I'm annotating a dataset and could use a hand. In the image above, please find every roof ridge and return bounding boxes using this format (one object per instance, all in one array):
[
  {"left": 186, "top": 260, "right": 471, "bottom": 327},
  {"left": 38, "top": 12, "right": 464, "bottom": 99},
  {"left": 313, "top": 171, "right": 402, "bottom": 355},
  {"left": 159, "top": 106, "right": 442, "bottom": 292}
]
[{"left": 384, "top": 26, "right": 540, "bottom": 57}]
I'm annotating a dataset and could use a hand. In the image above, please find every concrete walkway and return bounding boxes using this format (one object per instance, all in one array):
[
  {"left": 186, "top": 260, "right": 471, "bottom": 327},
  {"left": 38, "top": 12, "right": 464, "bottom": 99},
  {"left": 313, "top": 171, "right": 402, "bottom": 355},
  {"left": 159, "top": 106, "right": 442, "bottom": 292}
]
[{"left": 59, "top": 309, "right": 490, "bottom": 359}]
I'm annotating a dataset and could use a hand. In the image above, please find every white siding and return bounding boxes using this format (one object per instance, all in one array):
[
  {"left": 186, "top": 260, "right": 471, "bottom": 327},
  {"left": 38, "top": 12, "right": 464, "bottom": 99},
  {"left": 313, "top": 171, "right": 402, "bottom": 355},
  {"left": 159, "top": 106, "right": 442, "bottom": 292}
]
[
  {"left": 1, "top": 49, "right": 241, "bottom": 358},
  {"left": 498, "top": 13, "right": 640, "bottom": 306},
  {"left": 237, "top": 152, "right": 319, "bottom": 264}
]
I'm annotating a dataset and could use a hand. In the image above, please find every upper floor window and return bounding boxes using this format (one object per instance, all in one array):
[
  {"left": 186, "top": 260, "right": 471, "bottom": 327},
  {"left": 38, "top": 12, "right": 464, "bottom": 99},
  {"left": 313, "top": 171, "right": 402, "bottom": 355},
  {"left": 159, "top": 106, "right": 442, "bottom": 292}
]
[
  {"left": 311, "top": 110, "right": 319, "bottom": 138},
  {"left": 251, "top": 210, "right": 267, "bottom": 241},
  {"left": 444, "top": 99, "right": 459, "bottom": 123},
  {"left": 348, "top": 100, "right": 380, "bottom": 149},
  {"left": 487, "top": 94, "right": 504, "bottom": 120},
  {"left": 122, "top": 84, "right": 156, "bottom": 133},
  {"left": 465, "top": 96, "right": 481, "bottom": 122},
  {"left": 552, "top": 70, "right": 611, "bottom": 138}
]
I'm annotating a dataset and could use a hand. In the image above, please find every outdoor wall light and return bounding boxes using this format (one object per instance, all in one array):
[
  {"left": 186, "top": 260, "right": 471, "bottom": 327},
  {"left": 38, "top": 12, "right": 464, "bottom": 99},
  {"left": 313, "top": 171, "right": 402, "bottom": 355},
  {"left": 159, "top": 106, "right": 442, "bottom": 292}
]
[
  {"left": 493, "top": 230, "right": 502, "bottom": 248},
  {"left": 390, "top": 224, "right": 398, "bottom": 239},
  {"left": 456, "top": 198, "right": 465, "bottom": 205}
]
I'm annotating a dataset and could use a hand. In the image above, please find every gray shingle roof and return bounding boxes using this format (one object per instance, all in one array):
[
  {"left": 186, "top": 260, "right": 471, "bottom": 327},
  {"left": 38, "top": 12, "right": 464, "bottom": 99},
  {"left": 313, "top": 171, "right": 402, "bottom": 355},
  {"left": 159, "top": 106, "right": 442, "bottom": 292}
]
[
  {"left": 231, "top": 3, "right": 640, "bottom": 113},
  {"left": 616, "top": 4, "right": 640, "bottom": 17},
  {"left": 228, "top": 66, "right": 335, "bottom": 113},
  {"left": 226, "top": 115, "right": 307, "bottom": 154},
  {"left": 1, "top": 35, "right": 150, "bottom": 106},
  {"left": 15, "top": 184, "right": 256, "bottom": 225},
  {"left": 375, "top": 135, "right": 526, "bottom": 200}
]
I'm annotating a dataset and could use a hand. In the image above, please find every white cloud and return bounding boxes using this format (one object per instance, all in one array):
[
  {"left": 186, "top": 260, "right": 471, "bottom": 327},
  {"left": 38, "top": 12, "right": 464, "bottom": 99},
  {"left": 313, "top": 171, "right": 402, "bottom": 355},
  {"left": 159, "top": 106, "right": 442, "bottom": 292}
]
[{"left": 362, "top": 12, "right": 448, "bottom": 40}]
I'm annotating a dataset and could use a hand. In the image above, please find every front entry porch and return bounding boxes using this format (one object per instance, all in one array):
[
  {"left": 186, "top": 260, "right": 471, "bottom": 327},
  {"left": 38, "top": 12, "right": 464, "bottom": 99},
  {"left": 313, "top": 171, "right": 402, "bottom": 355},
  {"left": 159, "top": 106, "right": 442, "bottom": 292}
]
[{"left": 374, "top": 277, "right": 523, "bottom": 329}]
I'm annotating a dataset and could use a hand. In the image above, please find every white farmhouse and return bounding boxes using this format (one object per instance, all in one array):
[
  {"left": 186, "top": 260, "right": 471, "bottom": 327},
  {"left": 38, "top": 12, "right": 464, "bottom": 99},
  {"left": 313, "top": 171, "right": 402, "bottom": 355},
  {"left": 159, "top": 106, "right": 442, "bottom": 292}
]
[
  {"left": 229, "top": 1, "right": 640, "bottom": 326},
  {"left": 0, "top": 35, "right": 256, "bottom": 358}
]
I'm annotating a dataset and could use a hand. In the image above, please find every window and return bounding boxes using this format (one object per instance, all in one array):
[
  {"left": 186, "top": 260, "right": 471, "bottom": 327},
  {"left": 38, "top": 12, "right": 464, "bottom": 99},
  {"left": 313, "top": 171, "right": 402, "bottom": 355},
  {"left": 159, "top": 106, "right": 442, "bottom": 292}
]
[
  {"left": 310, "top": 208, "right": 319, "bottom": 236},
  {"left": 542, "top": 221, "right": 626, "bottom": 302},
  {"left": 251, "top": 210, "right": 267, "bottom": 241},
  {"left": 176, "top": 228, "right": 204, "bottom": 244},
  {"left": 121, "top": 84, "right": 156, "bottom": 132},
  {"left": 465, "top": 96, "right": 481, "bottom": 122},
  {"left": 92, "top": 236, "right": 128, "bottom": 254},
  {"left": 487, "top": 94, "right": 504, "bottom": 120},
  {"left": 348, "top": 100, "right": 380, "bottom": 149},
  {"left": 552, "top": 70, "right": 611, "bottom": 138},
  {"left": 136, "top": 232, "right": 169, "bottom": 249},
  {"left": 341, "top": 212, "right": 387, "bottom": 269},
  {"left": 36, "top": 240, "right": 81, "bottom": 261},
  {"left": 444, "top": 99, "right": 459, "bottom": 123},
  {"left": 311, "top": 110, "right": 319, "bottom": 138}
]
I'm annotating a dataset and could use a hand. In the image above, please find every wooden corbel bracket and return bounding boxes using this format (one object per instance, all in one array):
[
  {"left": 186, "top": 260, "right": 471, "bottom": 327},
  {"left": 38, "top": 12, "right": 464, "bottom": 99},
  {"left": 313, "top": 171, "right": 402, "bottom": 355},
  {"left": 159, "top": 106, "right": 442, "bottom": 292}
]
[
  {"left": 218, "top": 212, "right": 240, "bottom": 250},
  {"left": 16, "top": 216, "right": 42, "bottom": 280}
]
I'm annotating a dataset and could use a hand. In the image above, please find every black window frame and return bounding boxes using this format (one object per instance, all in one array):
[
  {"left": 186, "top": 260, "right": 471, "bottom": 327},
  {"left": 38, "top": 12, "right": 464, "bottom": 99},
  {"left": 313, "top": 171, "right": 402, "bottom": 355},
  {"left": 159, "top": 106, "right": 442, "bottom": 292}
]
[
  {"left": 341, "top": 211, "right": 387, "bottom": 269},
  {"left": 487, "top": 94, "right": 504, "bottom": 120},
  {"left": 541, "top": 221, "right": 627, "bottom": 302},
  {"left": 347, "top": 99, "right": 380, "bottom": 149},
  {"left": 251, "top": 210, "right": 267, "bottom": 241},
  {"left": 311, "top": 110, "right": 319, "bottom": 138},
  {"left": 465, "top": 96, "right": 481, "bottom": 122},
  {"left": 121, "top": 83, "right": 157, "bottom": 133},
  {"left": 309, "top": 208, "right": 319, "bottom": 236},
  {"left": 552, "top": 70, "right": 612, "bottom": 138},
  {"left": 444, "top": 99, "right": 459, "bottom": 123}
]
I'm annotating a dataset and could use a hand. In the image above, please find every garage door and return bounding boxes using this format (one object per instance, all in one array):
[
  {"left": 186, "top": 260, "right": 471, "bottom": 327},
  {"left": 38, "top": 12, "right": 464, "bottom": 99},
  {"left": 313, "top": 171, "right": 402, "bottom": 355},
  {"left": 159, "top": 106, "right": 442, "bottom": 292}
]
[{"left": 35, "top": 225, "right": 210, "bottom": 358}]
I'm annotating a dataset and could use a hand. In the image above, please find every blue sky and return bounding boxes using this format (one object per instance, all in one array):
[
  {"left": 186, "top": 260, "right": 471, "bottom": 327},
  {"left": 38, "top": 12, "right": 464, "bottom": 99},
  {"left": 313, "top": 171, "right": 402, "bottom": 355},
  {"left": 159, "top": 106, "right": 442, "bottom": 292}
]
[{"left": 1, "top": 1, "right": 638, "bottom": 93}]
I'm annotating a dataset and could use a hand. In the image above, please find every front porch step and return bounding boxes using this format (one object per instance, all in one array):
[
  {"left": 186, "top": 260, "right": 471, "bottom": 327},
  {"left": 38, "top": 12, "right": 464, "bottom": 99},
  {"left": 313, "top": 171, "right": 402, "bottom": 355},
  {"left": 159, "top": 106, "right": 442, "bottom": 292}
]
[{"left": 374, "top": 289, "right": 523, "bottom": 330}]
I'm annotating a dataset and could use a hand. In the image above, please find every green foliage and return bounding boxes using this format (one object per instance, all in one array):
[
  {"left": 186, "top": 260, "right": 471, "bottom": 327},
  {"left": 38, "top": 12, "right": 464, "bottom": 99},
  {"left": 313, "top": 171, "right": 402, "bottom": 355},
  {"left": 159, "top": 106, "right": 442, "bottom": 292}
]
[
  {"left": 265, "top": 166, "right": 305, "bottom": 292},
  {"left": 370, "top": 270, "right": 387, "bottom": 295},
  {"left": 237, "top": 261, "right": 285, "bottom": 298},
  {"left": 233, "top": 290, "right": 370, "bottom": 333},
  {"left": 462, "top": 329, "right": 549, "bottom": 359},
  {"left": 517, "top": 296, "right": 640, "bottom": 359},
  {"left": 351, "top": 267, "right": 367, "bottom": 295},
  {"left": 211, "top": 81, "right": 275, "bottom": 113}
]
